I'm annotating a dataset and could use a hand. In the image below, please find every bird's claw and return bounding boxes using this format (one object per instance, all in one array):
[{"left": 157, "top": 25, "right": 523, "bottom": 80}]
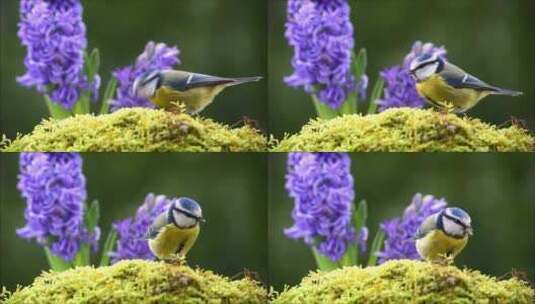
[
  {"left": 164, "top": 254, "right": 186, "bottom": 265},
  {"left": 434, "top": 253, "right": 455, "bottom": 266},
  {"left": 169, "top": 100, "right": 187, "bottom": 115}
]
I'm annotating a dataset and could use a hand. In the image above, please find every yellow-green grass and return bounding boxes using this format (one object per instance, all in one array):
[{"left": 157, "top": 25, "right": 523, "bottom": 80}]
[
  {"left": 273, "top": 108, "right": 534, "bottom": 152},
  {"left": 273, "top": 259, "right": 533, "bottom": 304},
  {"left": 2, "top": 108, "right": 267, "bottom": 152},
  {"left": 1, "top": 259, "right": 267, "bottom": 304}
]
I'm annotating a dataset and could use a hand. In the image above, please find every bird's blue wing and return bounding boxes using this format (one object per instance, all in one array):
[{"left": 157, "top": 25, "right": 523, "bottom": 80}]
[
  {"left": 440, "top": 63, "right": 498, "bottom": 92},
  {"left": 185, "top": 73, "right": 234, "bottom": 89},
  {"left": 162, "top": 71, "right": 233, "bottom": 91},
  {"left": 414, "top": 215, "right": 437, "bottom": 240},
  {"left": 145, "top": 212, "right": 168, "bottom": 239}
]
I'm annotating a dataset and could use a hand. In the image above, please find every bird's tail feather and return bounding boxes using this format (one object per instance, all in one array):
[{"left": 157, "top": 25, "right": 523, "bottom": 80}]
[
  {"left": 228, "top": 76, "right": 263, "bottom": 86},
  {"left": 491, "top": 87, "right": 523, "bottom": 97}
]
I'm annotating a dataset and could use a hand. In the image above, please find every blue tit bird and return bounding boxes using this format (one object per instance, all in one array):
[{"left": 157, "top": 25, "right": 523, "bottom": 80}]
[
  {"left": 133, "top": 69, "right": 262, "bottom": 114},
  {"left": 409, "top": 53, "right": 522, "bottom": 113},
  {"left": 146, "top": 197, "right": 205, "bottom": 261},
  {"left": 415, "top": 207, "right": 473, "bottom": 262}
]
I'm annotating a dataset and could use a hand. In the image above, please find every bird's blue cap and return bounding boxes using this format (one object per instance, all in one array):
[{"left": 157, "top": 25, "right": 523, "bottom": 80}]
[
  {"left": 444, "top": 207, "right": 471, "bottom": 223},
  {"left": 175, "top": 197, "right": 203, "bottom": 219}
]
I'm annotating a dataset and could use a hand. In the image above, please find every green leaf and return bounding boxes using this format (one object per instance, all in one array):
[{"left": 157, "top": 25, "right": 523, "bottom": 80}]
[
  {"left": 44, "top": 247, "right": 72, "bottom": 271},
  {"left": 340, "top": 244, "right": 358, "bottom": 267},
  {"left": 72, "top": 93, "right": 90, "bottom": 115},
  {"left": 367, "top": 78, "right": 384, "bottom": 115},
  {"left": 74, "top": 244, "right": 90, "bottom": 267},
  {"left": 339, "top": 92, "right": 357, "bottom": 115},
  {"left": 85, "top": 200, "right": 100, "bottom": 232},
  {"left": 352, "top": 48, "right": 367, "bottom": 82},
  {"left": 45, "top": 95, "right": 72, "bottom": 120},
  {"left": 312, "top": 95, "right": 340, "bottom": 120},
  {"left": 99, "top": 229, "right": 117, "bottom": 267},
  {"left": 100, "top": 77, "right": 117, "bottom": 115},
  {"left": 352, "top": 200, "right": 367, "bottom": 265},
  {"left": 367, "top": 229, "right": 385, "bottom": 267},
  {"left": 353, "top": 200, "right": 368, "bottom": 236},
  {"left": 90, "top": 48, "right": 100, "bottom": 79},
  {"left": 348, "top": 48, "right": 367, "bottom": 114},
  {"left": 84, "top": 48, "right": 100, "bottom": 82},
  {"left": 312, "top": 247, "right": 339, "bottom": 271}
]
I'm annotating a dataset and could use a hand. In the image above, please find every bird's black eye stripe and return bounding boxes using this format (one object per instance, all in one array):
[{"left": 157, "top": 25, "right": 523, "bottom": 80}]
[
  {"left": 414, "top": 59, "right": 440, "bottom": 71},
  {"left": 444, "top": 214, "right": 467, "bottom": 228},
  {"left": 142, "top": 72, "right": 160, "bottom": 86},
  {"left": 172, "top": 207, "right": 199, "bottom": 220}
]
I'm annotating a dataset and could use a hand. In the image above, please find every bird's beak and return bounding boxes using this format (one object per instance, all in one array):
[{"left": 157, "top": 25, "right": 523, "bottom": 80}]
[
  {"left": 199, "top": 217, "right": 206, "bottom": 224},
  {"left": 466, "top": 227, "right": 473, "bottom": 236}
]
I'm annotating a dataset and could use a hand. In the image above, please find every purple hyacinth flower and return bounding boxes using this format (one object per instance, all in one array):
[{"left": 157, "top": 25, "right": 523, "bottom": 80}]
[
  {"left": 110, "top": 42, "right": 180, "bottom": 112},
  {"left": 17, "top": 153, "right": 99, "bottom": 261},
  {"left": 284, "top": 153, "right": 366, "bottom": 261},
  {"left": 284, "top": 0, "right": 356, "bottom": 110},
  {"left": 377, "top": 41, "right": 447, "bottom": 112},
  {"left": 17, "top": 0, "right": 99, "bottom": 110},
  {"left": 377, "top": 193, "right": 448, "bottom": 263},
  {"left": 109, "top": 193, "right": 172, "bottom": 263}
]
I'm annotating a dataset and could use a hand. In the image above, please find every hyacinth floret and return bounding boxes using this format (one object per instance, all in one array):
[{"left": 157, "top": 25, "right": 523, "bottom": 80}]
[
  {"left": 17, "top": 0, "right": 99, "bottom": 109},
  {"left": 285, "top": 153, "right": 365, "bottom": 261},
  {"left": 284, "top": 0, "right": 356, "bottom": 109},
  {"left": 17, "top": 153, "right": 99, "bottom": 261}
]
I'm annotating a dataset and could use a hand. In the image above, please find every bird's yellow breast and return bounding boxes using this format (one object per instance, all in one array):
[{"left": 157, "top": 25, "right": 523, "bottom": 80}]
[
  {"left": 148, "top": 224, "right": 199, "bottom": 260},
  {"left": 416, "top": 75, "right": 486, "bottom": 112},
  {"left": 416, "top": 229, "right": 468, "bottom": 261},
  {"left": 151, "top": 85, "right": 226, "bottom": 114}
]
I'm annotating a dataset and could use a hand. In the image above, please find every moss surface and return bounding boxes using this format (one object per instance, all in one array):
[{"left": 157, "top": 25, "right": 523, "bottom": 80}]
[
  {"left": 273, "top": 260, "right": 533, "bottom": 304},
  {"left": 1, "top": 260, "right": 267, "bottom": 304},
  {"left": 2, "top": 108, "right": 267, "bottom": 152},
  {"left": 273, "top": 108, "right": 534, "bottom": 152}
]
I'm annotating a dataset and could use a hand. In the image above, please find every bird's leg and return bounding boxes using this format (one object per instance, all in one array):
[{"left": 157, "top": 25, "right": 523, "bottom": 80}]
[
  {"left": 164, "top": 254, "right": 186, "bottom": 265},
  {"left": 434, "top": 253, "right": 455, "bottom": 266},
  {"left": 437, "top": 102, "right": 455, "bottom": 126},
  {"left": 169, "top": 100, "right": 187, "bottom": 115}
]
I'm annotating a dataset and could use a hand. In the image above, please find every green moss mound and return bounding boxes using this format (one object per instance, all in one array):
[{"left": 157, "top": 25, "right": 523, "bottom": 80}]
[
  {"left": 2, "top": 108, "right": 267, "bottom": 152},
  {"left": 273, "top": 260, "right": 533, "bottom": 304},
  {"left": 1, "top": 260, "right": 267, "bottom": 304},
  {"left": 273, "top": 108, "right": 534, "bottom": 152}
]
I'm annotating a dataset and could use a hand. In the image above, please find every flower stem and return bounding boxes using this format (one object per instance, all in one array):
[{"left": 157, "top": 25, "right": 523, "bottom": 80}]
[
  {"left": 45, "top": 96, "right": 72, "bottom": 120},
  {"left": 44, "top": 247, "right": 72, "bottom": 271},
  {"left": 312, "top": 95, "right": 339, "bottom": 120},
  {"left": 312, "top": 247, "right": 339, "bottom": 271}
]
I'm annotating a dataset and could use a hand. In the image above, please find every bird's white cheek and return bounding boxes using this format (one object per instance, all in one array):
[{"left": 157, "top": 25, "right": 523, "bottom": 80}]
[
  {"left": 443, "top": 218, "right": 464, "bottom": 237},
  {"left": 174, "top": 211, "right": 196, "bottom": 228},
  {"left": 139, "top": 79, "right": 158, "bottom": 99},
  {"left": 415, "top": 63, "right": 438, "bottom": 81}
]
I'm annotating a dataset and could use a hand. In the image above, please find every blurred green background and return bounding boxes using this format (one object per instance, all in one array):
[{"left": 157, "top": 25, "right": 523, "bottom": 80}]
[
  {"left": 269, "top": 153, "right": 535, "bottom": 290},
  {"left": 0, "top": 153, "right": 267, "bottom": 291},
  {"left": 0, "top": 0, "right": 267, "bottom": 139},
  {"left": 269, "top": 0, "right": 535, "bottom": 138}
]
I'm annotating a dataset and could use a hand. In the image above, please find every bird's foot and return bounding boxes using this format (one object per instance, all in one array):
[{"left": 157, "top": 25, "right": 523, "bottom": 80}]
[
  {"left": 164, "top": 254, "right": 186, "bottom": 265},
  {"left": 436, "top": 103, "right": 455, "bottom": 126},
  {"left": 168, "top": 101, "right": 188, "bottom": 115},
  {"left": 434, "top": 254, "right": 455, "bottom": 266}
]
